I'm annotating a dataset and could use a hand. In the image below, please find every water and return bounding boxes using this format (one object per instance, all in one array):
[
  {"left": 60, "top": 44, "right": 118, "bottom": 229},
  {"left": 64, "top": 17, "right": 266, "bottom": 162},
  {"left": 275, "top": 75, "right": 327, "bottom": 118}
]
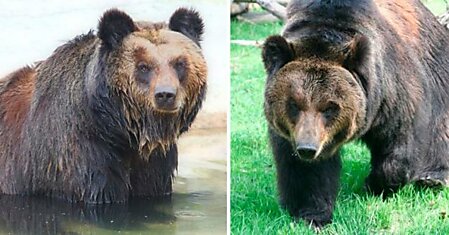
[{"left": 0, "top": 128, "right": 227, "bottom": 235}]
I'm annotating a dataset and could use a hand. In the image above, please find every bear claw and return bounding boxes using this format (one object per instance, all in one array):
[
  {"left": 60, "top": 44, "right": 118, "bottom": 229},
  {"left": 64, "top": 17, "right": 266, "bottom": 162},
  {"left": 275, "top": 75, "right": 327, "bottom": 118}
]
[{"left": 415, "top": 173, "right": 448, "bottom": 188}]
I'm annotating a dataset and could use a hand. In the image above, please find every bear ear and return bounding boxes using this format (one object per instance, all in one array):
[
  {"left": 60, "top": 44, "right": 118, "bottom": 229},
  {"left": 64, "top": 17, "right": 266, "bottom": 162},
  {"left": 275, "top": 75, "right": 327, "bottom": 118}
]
[
  {"left": 262, "top": 35, "right": 295, "bottom": 77},
  {"left": 169, "top": 8, "right": 204, "bottom": 47},
  {"left": 98, "top": 9, "right": 137, "bottom": 49},
  {"left": 343, "top": 35, "right": 370, "bottom": 91},
  {"left": 343, "top": 35, "right": 370, "bottom": 73}
]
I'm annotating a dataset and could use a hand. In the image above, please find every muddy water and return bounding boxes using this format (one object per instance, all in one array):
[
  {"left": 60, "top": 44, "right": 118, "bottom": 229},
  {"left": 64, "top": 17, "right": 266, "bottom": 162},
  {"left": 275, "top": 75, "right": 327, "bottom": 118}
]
[{"left": 0, "top": 128, "right": 227, "bottom": 235}]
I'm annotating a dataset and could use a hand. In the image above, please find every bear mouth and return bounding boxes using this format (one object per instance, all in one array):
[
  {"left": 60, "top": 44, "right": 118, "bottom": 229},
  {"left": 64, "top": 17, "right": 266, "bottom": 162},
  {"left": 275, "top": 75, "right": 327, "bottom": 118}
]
[
  {"left": 293, "top": 148, "right": 320, "bottom": 162},
  {"left": 292, "top": 141, "right": 340, "bottom": 162},
  {"left": 152, "top": 94, "right": 182, "bottom": 113},
  {"left": 154, "top": 106, "right": 180, "bottom": 113},
  {"left": 152, "top": 99, "right": 181, "bottom": 113}
]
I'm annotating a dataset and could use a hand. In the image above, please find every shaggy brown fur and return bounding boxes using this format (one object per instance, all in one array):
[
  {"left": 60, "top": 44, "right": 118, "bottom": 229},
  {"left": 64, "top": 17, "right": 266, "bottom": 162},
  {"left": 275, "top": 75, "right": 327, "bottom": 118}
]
[
  {"left": 263, "top": 0, "right": 449, "bottom": 228},
  {"left": 0, "top": 8, "right": 207, "bottom": 204},
  {"left": 265, "top": 60, "right": 366, "bottom": 160}
]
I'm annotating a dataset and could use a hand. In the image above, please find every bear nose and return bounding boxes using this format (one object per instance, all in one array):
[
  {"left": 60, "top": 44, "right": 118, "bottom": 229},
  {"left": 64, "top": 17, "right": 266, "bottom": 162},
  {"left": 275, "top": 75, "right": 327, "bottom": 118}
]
[
  {"left": 154, "top": 86, "right": 177, "bottom": 109},
  {"left": 296, "top": 144, "right": 318, "bottom": 160}
]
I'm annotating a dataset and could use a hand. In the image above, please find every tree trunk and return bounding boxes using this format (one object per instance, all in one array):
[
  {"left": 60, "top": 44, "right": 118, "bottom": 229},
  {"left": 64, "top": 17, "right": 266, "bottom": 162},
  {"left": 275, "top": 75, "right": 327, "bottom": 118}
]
[
  {"left": 233, "top": 0, "right": 287, "bottom": 20},
  {"left": 256, "top": 0, "right": 286, "bottom": 20}
]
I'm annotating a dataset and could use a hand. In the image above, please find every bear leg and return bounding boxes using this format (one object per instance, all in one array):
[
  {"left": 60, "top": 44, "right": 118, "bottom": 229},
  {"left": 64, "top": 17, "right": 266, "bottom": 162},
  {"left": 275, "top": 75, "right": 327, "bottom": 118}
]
[
  {"left": 82, "top": 171, "right": 131, "bottom": 204},
  {"left": 270, "top": 129, "right": 341, "bottom": 228},
  {"left": 365, "top": 151, "right": 411, "bottom": 196},
  {"left": 130, "top": 144, "right": 178, "bottom": 197},
  {"left": 413, "top": 142, "right": 449, "bottom": 188},
  {"left": 366, "top": 142, "right": 449, "bottom": 196}
]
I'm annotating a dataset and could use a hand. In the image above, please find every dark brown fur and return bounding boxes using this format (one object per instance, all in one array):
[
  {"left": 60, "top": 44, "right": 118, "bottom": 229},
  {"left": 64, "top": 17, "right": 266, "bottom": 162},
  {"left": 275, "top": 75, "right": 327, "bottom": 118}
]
[
  {"left": 263, "top": 0, "right": 449, "bottom": 228},
  {"left": 0, "top": 67, "right": 36, "bottom": 135},
  {"left": 265, "top": 60, "right": 366, "bottom": 160},
  {"left": 0, "top": 8, "right": 207, "bottom": 204}
]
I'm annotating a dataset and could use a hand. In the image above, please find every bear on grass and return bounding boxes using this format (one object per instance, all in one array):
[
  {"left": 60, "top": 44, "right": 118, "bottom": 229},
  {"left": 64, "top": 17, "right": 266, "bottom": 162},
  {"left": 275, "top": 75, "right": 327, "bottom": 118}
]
[
  {"left": 0, "top": 8, "right": 207, "bottom": 203},
  {"left": 263, "top": 0, "right": 449, "bottom": 228}
]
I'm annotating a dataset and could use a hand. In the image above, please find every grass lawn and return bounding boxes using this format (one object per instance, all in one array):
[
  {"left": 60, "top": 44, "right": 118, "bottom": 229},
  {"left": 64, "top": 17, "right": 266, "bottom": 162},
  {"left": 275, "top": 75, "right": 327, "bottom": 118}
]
[{"left": 230, "top": 1, "right": 449, "bottom": 234}]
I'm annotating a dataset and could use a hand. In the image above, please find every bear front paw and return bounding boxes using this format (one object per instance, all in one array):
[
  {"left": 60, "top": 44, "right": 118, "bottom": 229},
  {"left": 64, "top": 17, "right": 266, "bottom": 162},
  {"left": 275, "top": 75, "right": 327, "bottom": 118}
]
[
  {"left": 296, "top": 215, "right": 332, "bottom": 230},
  {"left": 291, "top": 209, "right": 332, "bottom": 229}
]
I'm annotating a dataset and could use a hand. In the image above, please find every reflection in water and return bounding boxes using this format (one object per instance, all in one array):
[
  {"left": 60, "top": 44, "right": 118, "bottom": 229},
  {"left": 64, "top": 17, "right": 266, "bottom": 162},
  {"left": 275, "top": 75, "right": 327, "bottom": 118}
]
[
  {"left": 0, "top": 195, "right": 175, "bottom": 234},
  {"left": 0, "top": 128, "right": 227, "bottom": 234},
  {"left": 0, "top": 180, "right": 225, "bottom": 235}
]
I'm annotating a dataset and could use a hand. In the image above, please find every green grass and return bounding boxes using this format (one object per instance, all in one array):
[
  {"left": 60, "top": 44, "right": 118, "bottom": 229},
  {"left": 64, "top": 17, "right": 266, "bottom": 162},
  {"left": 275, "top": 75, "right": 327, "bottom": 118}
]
[
  {"left": 230, "top": 2, "right": 449, "bottom": 234},
  {"left": 423, "top": 0, "right": 448, "bottom": 15}
]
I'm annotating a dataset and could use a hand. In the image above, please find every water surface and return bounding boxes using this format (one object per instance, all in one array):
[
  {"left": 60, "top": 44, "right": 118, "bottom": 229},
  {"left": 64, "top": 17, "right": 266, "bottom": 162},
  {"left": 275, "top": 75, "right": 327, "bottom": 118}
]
[{"left": 0, "top": 128, "right": 227, "bottom": 235}]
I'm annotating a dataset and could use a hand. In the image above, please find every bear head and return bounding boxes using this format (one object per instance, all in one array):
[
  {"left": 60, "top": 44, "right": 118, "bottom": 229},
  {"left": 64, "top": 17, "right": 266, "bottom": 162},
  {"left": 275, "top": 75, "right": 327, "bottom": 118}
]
[
  {"left": 262, "top": 36, "right": 367, "bottom": 161},
  {"left": 90, "top": 8, "right": 207, "bottom": 154}
]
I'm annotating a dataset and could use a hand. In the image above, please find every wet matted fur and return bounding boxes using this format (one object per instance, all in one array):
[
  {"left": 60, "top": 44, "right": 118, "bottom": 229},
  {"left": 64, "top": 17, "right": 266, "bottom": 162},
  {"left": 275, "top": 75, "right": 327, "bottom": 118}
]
[{"left": 0, "top": 8, "right": 207, "bottom": 204}]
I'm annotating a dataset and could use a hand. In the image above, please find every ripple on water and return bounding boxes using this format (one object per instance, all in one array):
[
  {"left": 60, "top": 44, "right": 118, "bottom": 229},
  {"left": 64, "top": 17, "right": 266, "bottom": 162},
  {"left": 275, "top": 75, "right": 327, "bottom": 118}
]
[{"left": 175, "top": 210, "right": 206, "bottom": 219}]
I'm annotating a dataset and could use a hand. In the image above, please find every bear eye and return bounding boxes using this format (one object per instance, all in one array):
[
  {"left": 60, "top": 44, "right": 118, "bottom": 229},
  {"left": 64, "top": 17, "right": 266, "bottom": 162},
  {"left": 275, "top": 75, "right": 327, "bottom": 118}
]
[
  {"left": 172, "top": 57, "right": 188, "bottom": 81},
  {"left": 136, "top": 62, "right": 153, "bottom": 84},
  {"left": 137, "top": 63, "right": 151, "bottom": 74},
  {"left": 275, "top": 119, "right": 290, "bottom": 136},
  {"left": 174, "top": 59, "right": 186, "bottom": 69},
  {"left": 287, "top": 98, "right": 300, "bottom": 120},
  {"left": 322, "top": 102, "right": 340, "bottom": 121}
]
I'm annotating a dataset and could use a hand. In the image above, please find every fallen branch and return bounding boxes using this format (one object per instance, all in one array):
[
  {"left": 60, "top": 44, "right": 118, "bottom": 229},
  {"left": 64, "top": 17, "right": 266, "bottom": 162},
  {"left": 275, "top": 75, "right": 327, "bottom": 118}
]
[
  {"left": 233, "top": 0, "right": 287, "bottom": 20},
  {"left": 439, "top": 11, "right": 449, "bottom": 29},
  {"left": 256, "top": 0, "right": 286, "bottom": 20},
  {"left": 231, "top": 39, "right": 263, "bottom": 47}
]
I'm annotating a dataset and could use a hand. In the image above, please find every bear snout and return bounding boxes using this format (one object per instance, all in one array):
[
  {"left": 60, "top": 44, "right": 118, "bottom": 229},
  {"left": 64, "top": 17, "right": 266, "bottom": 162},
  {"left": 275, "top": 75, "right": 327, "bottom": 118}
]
[
  {"left": 154, "top": 85, "right": 178, "bottom": 111},
  {"left": 295, "top": 143, "right": 318, "bottom": 160}
]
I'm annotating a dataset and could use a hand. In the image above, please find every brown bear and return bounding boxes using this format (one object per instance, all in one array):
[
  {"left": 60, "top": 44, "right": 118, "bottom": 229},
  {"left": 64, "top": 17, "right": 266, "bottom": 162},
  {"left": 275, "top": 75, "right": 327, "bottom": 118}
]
[
  {"left": 0, "top": 8, "right": 207, "bottom": 204},
  {"left": 262, "top": 0, "right": 449, "bottom": 228}
]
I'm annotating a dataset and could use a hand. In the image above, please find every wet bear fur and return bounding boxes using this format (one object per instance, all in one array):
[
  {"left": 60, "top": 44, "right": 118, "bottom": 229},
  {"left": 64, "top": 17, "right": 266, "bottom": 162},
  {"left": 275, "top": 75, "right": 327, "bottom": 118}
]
[{"left": 0, "top": 8, "right": 207, "bottom": 204}]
